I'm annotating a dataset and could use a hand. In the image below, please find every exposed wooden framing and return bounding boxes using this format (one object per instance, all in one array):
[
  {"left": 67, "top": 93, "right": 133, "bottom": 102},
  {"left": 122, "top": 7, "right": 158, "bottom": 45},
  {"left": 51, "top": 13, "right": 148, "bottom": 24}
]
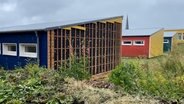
[
  {"left": 83, "top": 28, "right": 86, "bottom": 71},
  {"left": 78, "top": 31, "right": 82, "bottom": 57},
  {"left": 102, "top": 23, "right": 104, "bottom": 72},
  {"left": 112, "top": 23, "right": 115, "bottom": 69},
  {"left": 118, "top": 22, "right": 122, "bottom": 65},
  {"left": 108, "top": 22, "right": 110, "bottom": 71},
  {"left": 104, "top": 22, "right": 107, "bottom": 72},
  {"left": 87, "top": 24, "right": 90, "bottom": 72},
  {"left": 47, "top": 30, "right": 51, "bottom": 69},
  {"left": 95, "top": 23, "right": 97, "bottom": 74},
  {"left": 60, "top": 29, "right": 63, "bottom": 67},
  {"left": 47, "top": 18, "right": 122, "bottom": 75},
  {"left": 55, "top": 29, "right": 58, "bottom": 69},
  {"left": 69, "top": 29, "right": 72, "bottom": 68},
  {"left": 50, "top": 30, "right": 55, "bottom": 69},
  {"left": 106, "top": 22, "right": 109, "bottom": 71},
  {"left": 63, "top": 26, "right": 85, "bottom": 30},
  {"left": 63, "top": 27, "right": 71, "bottom": 30},
  {"left": 98, "top": 22, "right": 101, "bottom": 74},
  {"left": 92, "top": 24, "right": 94, "bottom": 73}
]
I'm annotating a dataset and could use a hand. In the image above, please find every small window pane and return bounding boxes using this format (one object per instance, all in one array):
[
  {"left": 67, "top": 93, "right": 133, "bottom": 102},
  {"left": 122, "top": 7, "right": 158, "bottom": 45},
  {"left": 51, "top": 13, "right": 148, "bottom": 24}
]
[
  {"left": 135, "top": 41, "right": 143, "bottom": 44},
  {"left": 124, "top": 41, "right": 131, "bottom": 44},
  {"left": 25, "top": 46, "right": 36, "bottom": 53},
  {"left": 8, "top": 45, "right": 16, "bottom": 51},
  {"left": 164, "top": 39, "right": 169, "bottom": 43},
  {"left": 122, "top": 40, "right": 132, "bottom": 45},
  {"left": 134, "top": 40, "right": 144, "bottom": 46}
]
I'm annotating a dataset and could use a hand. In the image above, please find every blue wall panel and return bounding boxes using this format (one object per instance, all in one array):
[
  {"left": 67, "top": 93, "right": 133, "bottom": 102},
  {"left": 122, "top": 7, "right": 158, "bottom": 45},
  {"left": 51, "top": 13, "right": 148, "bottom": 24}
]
[
  {"left": 38, "top": 31, "right": 48, "bottom": 68},
  {"left": 0, "top": 31, "right": 47, "bottom": 69}
]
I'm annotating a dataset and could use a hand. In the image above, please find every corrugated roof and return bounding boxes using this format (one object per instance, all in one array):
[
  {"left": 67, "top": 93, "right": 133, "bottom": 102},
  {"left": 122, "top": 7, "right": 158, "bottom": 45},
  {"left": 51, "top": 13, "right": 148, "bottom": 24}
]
[
  {"left": 164, "top": 32, "right": 176, "bottom": 37},
  {"left": 0, "top": 16, "right": 123, "bottom": 33},
  {"left": 122, "top": 28, "right": 162, "bottom": 36}
]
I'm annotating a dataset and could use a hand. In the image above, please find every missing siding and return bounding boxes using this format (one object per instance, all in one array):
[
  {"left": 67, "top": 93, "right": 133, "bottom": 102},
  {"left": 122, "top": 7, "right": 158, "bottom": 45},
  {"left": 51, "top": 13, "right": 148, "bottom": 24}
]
[{"left": 47, "top": 21, "right": 122, "bottom": 75}]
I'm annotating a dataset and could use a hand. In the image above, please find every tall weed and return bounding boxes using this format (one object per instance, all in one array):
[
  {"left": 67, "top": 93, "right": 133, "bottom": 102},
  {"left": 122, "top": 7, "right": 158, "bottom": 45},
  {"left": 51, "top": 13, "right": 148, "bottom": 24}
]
[{"left": 59, "top": 56, "right": 91, "bottom": 80}]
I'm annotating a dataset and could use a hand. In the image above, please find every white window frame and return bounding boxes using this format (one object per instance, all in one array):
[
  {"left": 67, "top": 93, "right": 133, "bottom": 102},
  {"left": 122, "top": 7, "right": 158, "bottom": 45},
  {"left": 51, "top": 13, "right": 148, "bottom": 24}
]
[
  {"left": 163, "top": 39, "right": 169, "bottom": 43},
  {"left": 3, "top": 43, "right": 17, "bottom": 56},
  {"left": 19, "top": 43, "right": 37, "bottom": 58},
  {"left": 122, "top": 40, "right": 132, "bottom": 45},
  {"left": 133, "top": 40, "right": 145, "bottom": 46}
]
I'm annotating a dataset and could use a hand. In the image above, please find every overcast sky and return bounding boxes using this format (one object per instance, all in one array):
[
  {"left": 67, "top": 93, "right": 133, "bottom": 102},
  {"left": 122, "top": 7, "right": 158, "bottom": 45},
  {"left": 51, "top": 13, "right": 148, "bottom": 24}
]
[{"left": 0, "top": 0, "right": 183, "bottom": 29}]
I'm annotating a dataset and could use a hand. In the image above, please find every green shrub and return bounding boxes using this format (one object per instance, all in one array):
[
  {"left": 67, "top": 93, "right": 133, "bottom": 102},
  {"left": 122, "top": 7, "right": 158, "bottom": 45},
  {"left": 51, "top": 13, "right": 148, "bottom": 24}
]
[
  {"left": 109, "top": 60, "right": 184, "bottom": 102},
  {"left": 59, "top": 56, "right": 91, "bottom": 81},
  {"left": 109, "top": 61, "right": 141, "bottom": 93}
]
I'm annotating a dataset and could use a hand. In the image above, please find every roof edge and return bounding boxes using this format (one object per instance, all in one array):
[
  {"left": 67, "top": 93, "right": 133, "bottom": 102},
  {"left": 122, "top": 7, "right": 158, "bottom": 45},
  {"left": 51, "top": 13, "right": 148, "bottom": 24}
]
[
  {"left": 150, "top": 28, "right": 164, "bottom": 36},
  {"left": 46, "top": 15, "right": 123, "bottom": 30},
  {"left": 122, "top": 28, "right": 163, "bottom": 37},
  {"left": 0, "top": 16, "right": 123, "bottom": 33},
  {"left": 164, "top": 32, "right": 177, "bottom": 37}
]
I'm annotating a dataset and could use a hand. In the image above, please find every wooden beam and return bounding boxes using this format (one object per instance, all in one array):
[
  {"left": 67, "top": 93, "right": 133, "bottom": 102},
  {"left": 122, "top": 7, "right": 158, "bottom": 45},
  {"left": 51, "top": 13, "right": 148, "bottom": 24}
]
[
  {"left": 63, "top": 26, "right": 86, "bottom": 30},
  {"left": 50, "top": 30, "right": 55, "bottom": 69},
  {"left": 47, "top": 30, "right": 51, "bottom": 69}
]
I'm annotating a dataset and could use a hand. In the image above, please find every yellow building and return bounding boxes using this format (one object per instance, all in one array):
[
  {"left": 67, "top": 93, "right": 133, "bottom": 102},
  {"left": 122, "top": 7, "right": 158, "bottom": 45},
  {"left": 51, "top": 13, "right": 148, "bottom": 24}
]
[
  {"left": 149, "top": 29, "right": 164, "bottom": 57},
  {"left": 165, "top": 28, "right": 184, "bottom": 46}
]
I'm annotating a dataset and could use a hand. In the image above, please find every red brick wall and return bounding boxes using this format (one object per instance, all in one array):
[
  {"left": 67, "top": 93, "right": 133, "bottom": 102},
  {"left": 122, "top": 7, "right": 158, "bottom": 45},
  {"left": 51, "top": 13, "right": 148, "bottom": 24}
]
[{"left": 121, "top": 36, "right": 150, "bottom": 58}]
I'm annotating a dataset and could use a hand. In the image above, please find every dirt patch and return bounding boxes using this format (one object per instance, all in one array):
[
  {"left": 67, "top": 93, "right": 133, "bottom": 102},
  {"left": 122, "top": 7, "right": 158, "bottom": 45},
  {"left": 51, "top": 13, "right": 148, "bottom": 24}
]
[
  {"left": 86, "top": 79, "right": 115, "bottom": 89},
  {"left": 87, "top": 71, "right": 116, "bottom": 89}
]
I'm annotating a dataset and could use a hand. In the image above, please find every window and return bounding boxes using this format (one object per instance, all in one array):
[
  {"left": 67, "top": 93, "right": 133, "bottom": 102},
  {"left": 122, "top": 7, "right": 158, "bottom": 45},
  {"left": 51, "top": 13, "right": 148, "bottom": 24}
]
[
  {"left": 177, "top": 33, "right": 184, "bottom": 40},
  {"left": 122, "top": 40, "right": 132, "bottom": 45},
  {"left": 163, "top": 39, "right": 169, "bottom": 43},
  {"left": 3, "top": 43, "right": 17, "bottom": 56},
  {"left": 19, "top": 43, "right": 37, "bottom": 58},
  {"left": 133, "top": 40, "right": 145, "bottom": 46},
  {"left": 178, "top": 33, "right": 182, "bottom": 40}
]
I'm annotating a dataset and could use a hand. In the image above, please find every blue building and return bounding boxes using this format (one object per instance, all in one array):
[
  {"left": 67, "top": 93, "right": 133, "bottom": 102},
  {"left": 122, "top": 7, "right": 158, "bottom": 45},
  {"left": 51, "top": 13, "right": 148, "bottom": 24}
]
[
  {"left": 163, "top": 32, "right": 176, "bottom": 52},
  {"left": 0, "top": 16, "right": 123, "bottom": 75}
]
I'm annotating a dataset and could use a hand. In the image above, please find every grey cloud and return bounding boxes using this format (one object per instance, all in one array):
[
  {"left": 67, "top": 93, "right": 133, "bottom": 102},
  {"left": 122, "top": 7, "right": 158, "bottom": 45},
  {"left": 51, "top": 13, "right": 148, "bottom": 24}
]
[{"left": 0, "top": 0, "right": 183, "bottom": 29}]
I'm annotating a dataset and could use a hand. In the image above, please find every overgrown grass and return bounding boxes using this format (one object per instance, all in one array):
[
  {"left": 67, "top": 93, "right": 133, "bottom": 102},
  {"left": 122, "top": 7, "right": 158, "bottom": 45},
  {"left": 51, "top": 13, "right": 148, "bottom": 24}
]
[
  {"left": 0, "top": 56, "right": 91, "bottom": 103},
  {"left": 109, "top": 45, "right": 184, "bottom": 103},
  {"left": 1, "top": 45, "right": 184, "bottom": 103},
  {"left": 0, "top": 64, "right": 158, "bottom": 104}
]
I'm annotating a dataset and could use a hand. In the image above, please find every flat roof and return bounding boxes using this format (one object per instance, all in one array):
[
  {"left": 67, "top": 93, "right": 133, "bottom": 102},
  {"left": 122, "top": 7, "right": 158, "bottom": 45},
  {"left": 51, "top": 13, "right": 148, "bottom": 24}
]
[
  {"left": 165, "top": 27, "right": 184, "bottom": 31},
  {"left": 122, "top": 28, "right": 162, "bottom": 37},
  {"left": 0, "top": 16, "right": 123, "bottom": 33},
  {"left": 164, "top": 32, "right": 176, "bottom": 37}
]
